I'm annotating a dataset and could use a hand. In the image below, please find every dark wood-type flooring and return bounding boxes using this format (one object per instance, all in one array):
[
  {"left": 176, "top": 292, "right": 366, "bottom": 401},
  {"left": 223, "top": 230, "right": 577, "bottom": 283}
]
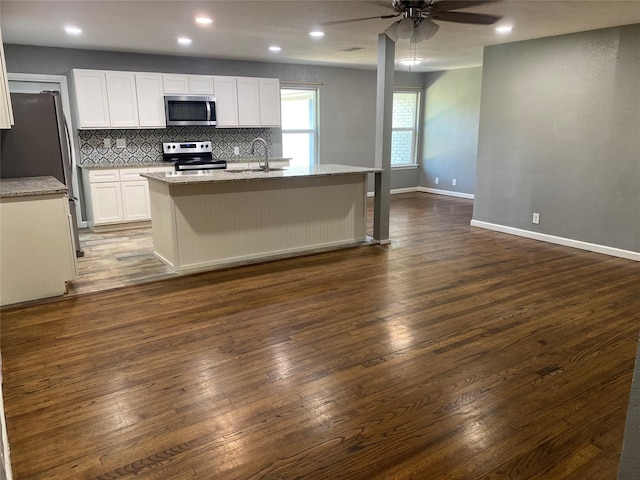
[{"left": 2, "top": 193, "right": 640, "bottom": 479}]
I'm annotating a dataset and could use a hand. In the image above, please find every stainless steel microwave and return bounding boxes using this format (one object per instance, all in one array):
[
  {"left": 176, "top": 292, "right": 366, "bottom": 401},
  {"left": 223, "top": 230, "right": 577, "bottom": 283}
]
[{"left": 164, "top": 95, "right": 217, "bottom": 126}]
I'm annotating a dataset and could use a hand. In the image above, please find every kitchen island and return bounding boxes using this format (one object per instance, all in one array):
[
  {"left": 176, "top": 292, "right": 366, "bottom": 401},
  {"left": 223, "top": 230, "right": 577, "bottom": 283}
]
[{"left": 142, "top": 164, "right": 381, "bottom": 273}]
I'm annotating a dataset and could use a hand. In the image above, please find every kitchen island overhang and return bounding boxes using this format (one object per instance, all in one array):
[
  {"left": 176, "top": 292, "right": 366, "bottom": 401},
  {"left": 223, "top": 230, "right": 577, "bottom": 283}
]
[{"left": 142, "top": 164, "right": 383, "bottom": 273}]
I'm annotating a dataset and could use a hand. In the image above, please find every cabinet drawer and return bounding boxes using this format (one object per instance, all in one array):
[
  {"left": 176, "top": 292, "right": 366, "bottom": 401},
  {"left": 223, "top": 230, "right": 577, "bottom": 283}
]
[
  {"left": 88, "top": 169, "right": 120, "bottom": 183},
  {"left": 147, "top": 165, "right": 175, "bottom": 174},
  {"left": 119, "top": 167, "right": 149, "bottom": 181}
]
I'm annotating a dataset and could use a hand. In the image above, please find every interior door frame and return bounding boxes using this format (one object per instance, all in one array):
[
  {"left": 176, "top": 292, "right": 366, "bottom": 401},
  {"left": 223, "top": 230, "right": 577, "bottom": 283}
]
[{"left": 7, "top": 73, "right": 85, "bottom": 228}]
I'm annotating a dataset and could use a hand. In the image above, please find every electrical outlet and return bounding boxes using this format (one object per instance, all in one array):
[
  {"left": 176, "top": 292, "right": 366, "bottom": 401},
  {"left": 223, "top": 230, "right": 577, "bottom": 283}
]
[
  {"left": 103, "top": 138, "right": 111, "bottom": 148},
  {"left": 532, "top": 213, "right": 540, "bottom": 224},
  {"left": 116, "top": 138, "right": 126, "bottom": 148},
  {"left": 435, "top": 177, "right": 439, "bottom": 185},
  {"left": 452, "top": 178, "right": 457, "bottom": 186},
  {"left": 234, "top": 146, "right": 240, "bottom": 155}
]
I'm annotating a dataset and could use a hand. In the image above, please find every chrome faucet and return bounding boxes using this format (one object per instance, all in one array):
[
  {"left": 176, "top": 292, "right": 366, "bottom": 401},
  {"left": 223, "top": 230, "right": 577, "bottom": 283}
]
[{"left": 250, "top": 137, "right": 270, "bottom": 172}]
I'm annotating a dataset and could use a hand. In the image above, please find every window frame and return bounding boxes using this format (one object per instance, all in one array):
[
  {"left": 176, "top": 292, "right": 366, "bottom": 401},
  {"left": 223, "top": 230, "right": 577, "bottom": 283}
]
[
  {"left": 280, "top": 87, "right": 320, "bottom": 166},
  {"left": 391, "top": 88, "right": 421, "bottom": 169}
]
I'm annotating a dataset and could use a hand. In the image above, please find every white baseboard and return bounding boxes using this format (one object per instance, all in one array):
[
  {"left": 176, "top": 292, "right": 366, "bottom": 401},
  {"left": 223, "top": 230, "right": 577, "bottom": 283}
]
[
  {"left": 470, "top": 220, "right": 640, "bottom": 262},
  {"left": 367, "top": 187, "right": 418, "bottom": 197},
  {"left": 418, "top": 187, "right": 475, "bottom": 199},
  {"left": 367, "top": 187, "right": 474, "bottom": 199}
]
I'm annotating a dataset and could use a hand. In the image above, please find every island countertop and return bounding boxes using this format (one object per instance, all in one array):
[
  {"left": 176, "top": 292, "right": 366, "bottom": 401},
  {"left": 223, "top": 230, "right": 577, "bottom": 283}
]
[
  {"left": 0, "top": 176, "right": 68, "bottom": 198},
  {"left": 141, "top": 164, "right": 382, "bottom": 185}
]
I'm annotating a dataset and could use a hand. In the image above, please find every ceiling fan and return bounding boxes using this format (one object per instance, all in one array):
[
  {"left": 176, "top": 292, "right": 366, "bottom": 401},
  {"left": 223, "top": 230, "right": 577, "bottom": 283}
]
[{"left": 320, "top": 1, "right": 502, "bottom": 43}]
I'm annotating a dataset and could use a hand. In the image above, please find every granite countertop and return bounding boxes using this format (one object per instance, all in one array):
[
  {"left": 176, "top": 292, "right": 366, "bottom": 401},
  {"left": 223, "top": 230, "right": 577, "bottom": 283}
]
[
  {"left": 79, "top": 157, "right": 292, "bottom": 169},
  {"left": 141, "top": 164, "right": 382, "bottom": 185},
  {"left": 79, "top": 161, "right": 170, "bottom": 170},
  {"left": 0, "top": 176, "right": 69, "bottom": 198}
]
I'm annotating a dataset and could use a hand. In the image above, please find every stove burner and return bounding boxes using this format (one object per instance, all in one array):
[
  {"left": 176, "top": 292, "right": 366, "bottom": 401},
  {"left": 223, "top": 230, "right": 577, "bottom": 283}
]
[{"left": 162, "top": 141, "right": 227, "bottom": 171}]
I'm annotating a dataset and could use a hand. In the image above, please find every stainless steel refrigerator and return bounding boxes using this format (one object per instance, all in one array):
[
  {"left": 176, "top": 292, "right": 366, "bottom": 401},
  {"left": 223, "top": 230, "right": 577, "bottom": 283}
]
[{"left": 0, "top": 91, "right": 84, "bottom": 256}]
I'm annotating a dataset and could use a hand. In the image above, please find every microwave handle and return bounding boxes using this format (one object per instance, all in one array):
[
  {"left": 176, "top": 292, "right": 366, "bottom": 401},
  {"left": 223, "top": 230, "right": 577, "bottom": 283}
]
[{"left": 206, "top": 101, "right": 212, "bottom": 122}]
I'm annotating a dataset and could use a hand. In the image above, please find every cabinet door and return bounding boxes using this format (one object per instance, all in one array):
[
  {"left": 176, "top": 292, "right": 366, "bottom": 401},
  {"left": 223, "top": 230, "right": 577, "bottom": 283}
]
[
  {"left": 259, "top": 78, "right": 281, "bottom": 127},
  {"left": 121, "top": 180, "right": 151, "bottom": 221},
  {"left": 136, "top": 72, "right": 166, "bottom": 128},
  {"left": 163, "top": 74, "right": 189, "bottom": 94},
  {"left": 213, "top": 76, "right": 239, "bottom": 127},
  {"left": 73, "top": 70, "right": 111, "bottom": 128},
  {"left": 105, "top": 71, "right": 139, "bottom": 128},
  {"left": 189, "top": 75, "right": 214, "bottom": 95},
  {"left": 237, "top": 77, "right": 261, "bottom": 127},
  {"left": 90, "top": 182, "right": 123, "bottom": 224}
]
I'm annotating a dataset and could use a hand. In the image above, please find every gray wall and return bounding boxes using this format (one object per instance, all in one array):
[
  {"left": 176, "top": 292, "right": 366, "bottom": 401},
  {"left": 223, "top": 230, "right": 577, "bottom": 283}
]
[
  {"left": 4, "top": 44, "right": 423, "bottom": 191},
  {"left": 420, "top": 67, "right": 483, "bottom": 195},
  {"left": 473, "top": 24, "right": 640, "bottom": 253}
]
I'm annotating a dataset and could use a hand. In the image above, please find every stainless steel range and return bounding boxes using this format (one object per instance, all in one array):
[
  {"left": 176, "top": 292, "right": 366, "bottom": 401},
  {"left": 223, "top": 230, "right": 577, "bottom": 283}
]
[{"left": 162, "top": 141, "right": 227, "bottom": 171}]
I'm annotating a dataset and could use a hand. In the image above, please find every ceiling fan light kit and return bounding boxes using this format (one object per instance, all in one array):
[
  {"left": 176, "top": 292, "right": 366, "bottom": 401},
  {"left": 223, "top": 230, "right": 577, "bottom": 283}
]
[{"left": 411, "top": 18, "right": 440, "bottom": 43}]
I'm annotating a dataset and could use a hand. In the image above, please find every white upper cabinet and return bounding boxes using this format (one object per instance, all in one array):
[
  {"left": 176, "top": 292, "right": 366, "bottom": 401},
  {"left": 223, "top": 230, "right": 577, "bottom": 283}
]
[
  {"left": 0, "top": 28, "right": 14, "bottom": 129},
  {"left": 214, "top": 76, "right": 281, "bottom": 128},
  {"left": 135, "top": 73, "right": 166, "bottom": 128},
  {"left": 237, "top": 77, "right": 261, "bottom": 127},
  {"left": 105, "top": 71, "right": 139, "bottom": 128},
  {"left": 73, "top": 69, "right": 111, "bottom": 128},
  {"left": 72, "top": 69, "right": 280, "bottom": 129},
  {"left": 259, "top": 78, "right": 281, "bottom": 127},
  {"left": 213, "top": 76, "right": 239, "bottom": 127},
  {"left": 163, "top": 74, "right": 214, "bottom": 95},
  {"left": 163, "top": 74, "right": 189, "bottom": 94},
  {"left": 188, "top": 76, "right": 214, "bottom": 95}
]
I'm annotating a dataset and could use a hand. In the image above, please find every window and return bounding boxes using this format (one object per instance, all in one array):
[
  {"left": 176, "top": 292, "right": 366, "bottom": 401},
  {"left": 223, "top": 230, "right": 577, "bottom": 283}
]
[
  {"left": 391, "top": 90, "right": 420, "bottom": 167},
  {"left": 280, "top": 88, "right": 319, "bottom": 167}
]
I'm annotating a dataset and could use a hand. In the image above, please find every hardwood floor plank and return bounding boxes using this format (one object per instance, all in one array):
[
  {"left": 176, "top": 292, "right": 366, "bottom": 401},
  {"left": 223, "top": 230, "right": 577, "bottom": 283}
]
[{"left": 2, "top": 193, "right": 639, "bottom": 479}]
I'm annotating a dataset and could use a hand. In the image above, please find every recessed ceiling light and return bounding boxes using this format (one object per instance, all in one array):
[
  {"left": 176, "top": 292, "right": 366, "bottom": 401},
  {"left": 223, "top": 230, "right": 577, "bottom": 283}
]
[
  {"left": 495, "top": 25, "right": 513, "bottom": 33},
  {"left": 309, "top": 31, "right": 325, "bottom": 38},
  {"left": 177, "top": 37, "right": 192, "bottom": 46},
  {"left": 269, "top": 46, "right": 282, "bottom": 52},
  {"left": 195, "top": 16, "right": 213, "bottom": 25},
  {"left": 64, "top": 26, "right": 82, "bottom": 36},
  {"left": 399, "top": 58, "right": 423, "bottom": 66}
]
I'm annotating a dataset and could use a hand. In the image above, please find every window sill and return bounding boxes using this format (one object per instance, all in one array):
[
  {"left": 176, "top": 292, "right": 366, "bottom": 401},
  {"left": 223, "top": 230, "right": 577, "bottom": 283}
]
[{"left": 391, "top": 164, "right": 419, "bottom": 171}]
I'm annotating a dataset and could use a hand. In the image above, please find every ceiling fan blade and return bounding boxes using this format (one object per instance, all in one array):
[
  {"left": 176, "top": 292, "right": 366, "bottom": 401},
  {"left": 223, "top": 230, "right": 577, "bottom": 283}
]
[
  {"left": 319, "top": 14, "right": 399, "bottom": 26},
  {"left": 364, "top": 0, "right": 398, "bottom": 11},
  {"left": 429, "top": 1, "right": 499, "bottom": 13},
  {"left": 430, "top": 11, "right": 501, "bottom": 25}
]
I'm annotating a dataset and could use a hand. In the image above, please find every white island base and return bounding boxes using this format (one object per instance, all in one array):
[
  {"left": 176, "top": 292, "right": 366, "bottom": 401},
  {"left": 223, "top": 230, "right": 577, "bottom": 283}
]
[{"left": 147, "top": 167, "right": 372, "bottom": 273}]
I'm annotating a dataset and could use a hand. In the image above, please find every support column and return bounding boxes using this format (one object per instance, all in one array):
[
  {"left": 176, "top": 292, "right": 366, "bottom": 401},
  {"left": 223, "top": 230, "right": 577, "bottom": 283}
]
[{"left": 373, "top": 32, "right": 394, "bottom": 244}]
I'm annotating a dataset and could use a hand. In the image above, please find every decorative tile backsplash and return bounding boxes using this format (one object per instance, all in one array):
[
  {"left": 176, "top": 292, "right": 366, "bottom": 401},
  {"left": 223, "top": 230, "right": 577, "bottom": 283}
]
[{"left": 78, "top": 127, "right": 273, "bottom": 167}]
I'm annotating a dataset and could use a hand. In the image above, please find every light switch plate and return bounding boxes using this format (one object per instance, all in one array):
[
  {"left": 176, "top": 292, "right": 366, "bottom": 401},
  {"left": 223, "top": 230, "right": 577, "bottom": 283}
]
[
  {"left": 116, "top": 138, "right": 126, "bottom": 148},
  {"left": 234, "top": 146, "right": 240, "bottom": 155},
  {"left": 103, "top": 138, "right": 111, "bottom": 148}
]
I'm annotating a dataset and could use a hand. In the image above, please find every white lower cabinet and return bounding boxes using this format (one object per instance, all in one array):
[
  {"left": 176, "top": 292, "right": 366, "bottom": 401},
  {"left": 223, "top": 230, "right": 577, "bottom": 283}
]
[
  {"left": 83, "top": 165, "right": 173, "bottom": 229},
  {"left": 121, "top": 180, "right": 150, "bottom": 221},
  {"left": 90, "top": 181, "right": 124, "bottom": 224},
  {"left": 1, "top": 192, "right": 76, "bottom": 305}
]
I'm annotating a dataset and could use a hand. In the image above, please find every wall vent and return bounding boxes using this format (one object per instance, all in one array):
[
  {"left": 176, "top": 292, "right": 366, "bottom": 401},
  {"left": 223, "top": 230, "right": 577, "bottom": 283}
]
[{"left": 341, "top": 47, "right": 365, "bottom": 52}]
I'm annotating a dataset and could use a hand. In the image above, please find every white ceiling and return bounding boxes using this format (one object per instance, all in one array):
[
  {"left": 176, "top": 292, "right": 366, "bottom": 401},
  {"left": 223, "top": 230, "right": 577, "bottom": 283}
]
[{"left": 2, "top": 0, "right": 640, "bottom": 72}]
